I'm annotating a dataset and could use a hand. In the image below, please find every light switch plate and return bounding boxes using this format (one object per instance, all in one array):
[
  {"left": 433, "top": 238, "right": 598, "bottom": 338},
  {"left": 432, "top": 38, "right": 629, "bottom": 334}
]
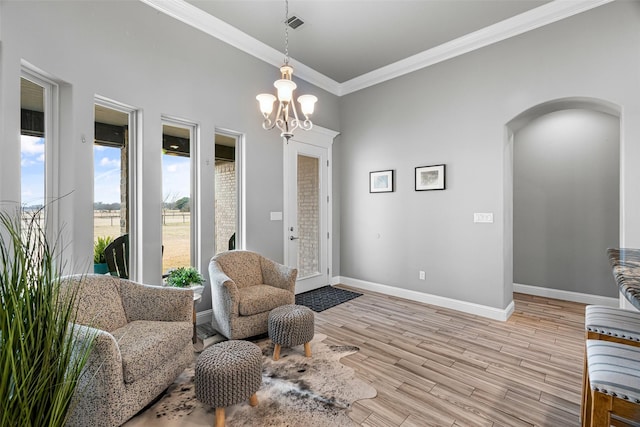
[
  {"left": 474, "top": 213, "right": 494, "bottom": 223},
  {"left": 270, "top": 212, "right": 283, "bottom": 221}
]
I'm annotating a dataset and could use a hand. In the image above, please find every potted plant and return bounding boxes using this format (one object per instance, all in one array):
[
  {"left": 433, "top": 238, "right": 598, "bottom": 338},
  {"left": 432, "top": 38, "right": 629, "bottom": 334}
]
[
  {"left": 93, "top": 236, "right": 113, "bottom": 274},
  {"left": 0, "top": 207, "right": 96, "bottom": 426},
  {"left": 165, "top": 266, "right": 205, "bottom": 297}
]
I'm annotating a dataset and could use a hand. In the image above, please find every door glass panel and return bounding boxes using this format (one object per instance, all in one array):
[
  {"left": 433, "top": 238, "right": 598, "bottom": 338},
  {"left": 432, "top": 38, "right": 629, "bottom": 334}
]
[
  {"left": 20, "top": 78, "right": 46, "bottom": 212},
  {"left": 297, "top": 154, "right": 320, "bottom": 278},
  {"left": 162, "top": 123, "right": 192, "bottom": 273}
]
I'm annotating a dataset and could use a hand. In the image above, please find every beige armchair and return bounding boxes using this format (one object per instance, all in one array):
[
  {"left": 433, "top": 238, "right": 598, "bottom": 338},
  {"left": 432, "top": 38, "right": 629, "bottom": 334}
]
[
  {"left": 62, "top": 274, "right": 193, "bottom": 427},
  {"left": 209, "top": 250, "right": 297, "bottom": 339}
]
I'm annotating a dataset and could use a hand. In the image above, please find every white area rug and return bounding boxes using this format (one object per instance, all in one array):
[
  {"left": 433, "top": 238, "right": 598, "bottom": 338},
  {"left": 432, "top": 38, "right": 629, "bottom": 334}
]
[{"left": 124, "top": 333, "right": 377, "bottom": 426}]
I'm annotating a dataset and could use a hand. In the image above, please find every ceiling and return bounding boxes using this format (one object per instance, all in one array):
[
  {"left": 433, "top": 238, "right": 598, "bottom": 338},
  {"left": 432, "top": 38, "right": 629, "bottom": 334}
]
[
  {"left": 144, "top": 0, "right": 611, "bottom": 95},
  {"left": 186, "top": 0, "right": 550, "bottom": 84}
]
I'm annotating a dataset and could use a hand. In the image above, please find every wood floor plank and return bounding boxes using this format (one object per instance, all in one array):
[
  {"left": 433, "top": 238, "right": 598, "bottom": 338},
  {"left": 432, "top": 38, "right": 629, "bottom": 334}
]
[{"left": 315, "top": 289, "right": 587, "bottom": 426}]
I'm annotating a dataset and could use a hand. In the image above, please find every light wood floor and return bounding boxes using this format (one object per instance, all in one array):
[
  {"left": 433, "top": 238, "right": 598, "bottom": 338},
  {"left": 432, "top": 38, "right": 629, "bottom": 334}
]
[{"left": 316, "top": 288, "right": 586, "bottom": 427}]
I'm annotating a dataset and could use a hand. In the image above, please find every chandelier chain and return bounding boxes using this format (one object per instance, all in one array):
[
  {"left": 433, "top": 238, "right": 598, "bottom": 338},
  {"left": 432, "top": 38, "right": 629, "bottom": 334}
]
[{"left": 284, "top": 0, "right": 289, "bottom": 64}]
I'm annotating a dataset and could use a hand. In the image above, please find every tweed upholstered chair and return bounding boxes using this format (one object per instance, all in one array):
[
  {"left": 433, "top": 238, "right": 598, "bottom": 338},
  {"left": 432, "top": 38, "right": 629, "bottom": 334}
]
[
  {"left": 209, "top": 250, "right": 297, "bottom": 340},
  {"left": 62, "top": 274, "right": 194, "bottom": 427}
]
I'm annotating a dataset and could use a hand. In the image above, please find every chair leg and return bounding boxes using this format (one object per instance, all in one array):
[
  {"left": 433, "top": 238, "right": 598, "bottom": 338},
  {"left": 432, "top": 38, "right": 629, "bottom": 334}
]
[
  {"left": 582, "top": 364, "right": 593, "bottom": 427},
  {"left": 591, "top": 390, "right": 613, "bottom": 427},
  {"left": 249, "top": 393, "right": 258, "bottom": 407},
  {"left": 215, "top": 407, "right": 225, "bottom": 427},
  {"left": 582, "top": 342, "right": 591, "bottom": 427},
  {"left": 304, "top": 342, "right": 311, "bottom": 357},
  {"left": 273, "top": 344, "right": 281, "bottom": 361}
]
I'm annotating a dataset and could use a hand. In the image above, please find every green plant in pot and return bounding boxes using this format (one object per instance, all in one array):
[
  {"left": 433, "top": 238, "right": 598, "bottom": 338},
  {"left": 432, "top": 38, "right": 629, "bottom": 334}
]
[
  {"left": 93, "top": 235, "right": 113, "bottom": 274},
  {"left": 0, "top": 207, "right": 96, "bottom": 426},
  {"left": 165, "top": 266, "right": 205, "bottom": 297}
]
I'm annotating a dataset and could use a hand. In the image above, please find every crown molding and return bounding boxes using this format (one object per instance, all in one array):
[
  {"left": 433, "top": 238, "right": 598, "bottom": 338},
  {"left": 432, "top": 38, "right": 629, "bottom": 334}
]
[
  {"left": 339, "top": 0, "right": 614, "bottom": 95},
  {"left": 141, "top": 0, "right": 613, "bottom": 97},
  {"left": 139, "top": 0, "right": 341, "bottom": 94}
]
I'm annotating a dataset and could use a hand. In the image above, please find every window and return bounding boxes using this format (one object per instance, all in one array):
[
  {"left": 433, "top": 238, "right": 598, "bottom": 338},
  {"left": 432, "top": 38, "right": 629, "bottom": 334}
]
[
  {"left": 20, "top": 68, "right": 58, "bottom": 233},
  {"left": 93, "top": 104, "right": 129, "bottom": 243},
  {"left": 93, "top": 96, "right": 138, "bottom": 278},
  {"left": 214, "top": 131, "right": 239, "bottom": 254},
  {"left": 20, "top": 77, "right": 46, "bottom": 210},
  {"left": 162, "top": 119, "right": 197, "bottom": 273}
]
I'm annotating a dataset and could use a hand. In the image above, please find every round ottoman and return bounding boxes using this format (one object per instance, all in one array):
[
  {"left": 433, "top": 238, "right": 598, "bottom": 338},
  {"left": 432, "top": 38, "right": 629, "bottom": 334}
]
[
  {"left": 194, "top": 340, "right": 262, "bottom": 427},
  {"left": 268, "top": 304, "right": 315, "bottom": 361}
]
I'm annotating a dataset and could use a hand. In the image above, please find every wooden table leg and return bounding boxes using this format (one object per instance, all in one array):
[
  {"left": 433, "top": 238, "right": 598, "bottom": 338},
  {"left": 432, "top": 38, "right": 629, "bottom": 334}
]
[
  {"left": 215, "top": 407, "right": 225, "bottom": 427},
  {"left": 273, "top": 344, "right": 281, "bottom": 361},
  {"left": 249, "top": 393, "right": 258, "bottom": 407}
]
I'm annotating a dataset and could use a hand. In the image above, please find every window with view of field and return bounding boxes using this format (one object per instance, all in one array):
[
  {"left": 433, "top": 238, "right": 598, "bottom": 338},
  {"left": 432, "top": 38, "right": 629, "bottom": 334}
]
[
  {"left": 93, "top": 103, "right": 132, "bottom": 278},
  {"left": 162, "top": 122, "right": 193, "bottom": 273},
  {"left": 93, "top": 104, "right": 129, "bottom": 248}
]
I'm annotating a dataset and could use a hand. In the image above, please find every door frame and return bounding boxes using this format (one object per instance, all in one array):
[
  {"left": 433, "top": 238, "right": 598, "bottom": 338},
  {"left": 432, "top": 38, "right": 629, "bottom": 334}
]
[{"left": 283, "top": 124, "right": 339, "bottom": 294}]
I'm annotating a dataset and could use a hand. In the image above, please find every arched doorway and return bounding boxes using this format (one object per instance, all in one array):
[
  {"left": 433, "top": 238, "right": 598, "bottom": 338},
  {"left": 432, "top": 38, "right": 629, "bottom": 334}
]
[{"left": 505, "top": 97, "right": 621, "bottom": 306}]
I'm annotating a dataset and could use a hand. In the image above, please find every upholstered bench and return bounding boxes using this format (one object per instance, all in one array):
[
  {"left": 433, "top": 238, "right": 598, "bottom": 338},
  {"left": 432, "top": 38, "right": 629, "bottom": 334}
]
[
  {"left": 585, "top": 340, "right": 640, "bottom": 426},
  {"left": 194, "top": 340, "right": 262, "bottom": 427},
  {"left": 582, "top": 305, "right": 640, "bottom": 426},
  {"left": 268, "top": 304, "right": 314, "bottom": 361}
]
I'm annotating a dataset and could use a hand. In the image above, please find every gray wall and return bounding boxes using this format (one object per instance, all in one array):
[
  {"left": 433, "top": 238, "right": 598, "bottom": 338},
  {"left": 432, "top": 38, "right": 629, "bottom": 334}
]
[
  {"left": 2, "top": 0, "right": 640, "bottom": 315},
  {"left": 513, "top": 109, "right": 619, "bottom": 297},
  {"left": 338, "top": 1, "right": 640, "bottom": 310},
  {"left": 0, "top": 0, "right": 340, "bottom": 313}
]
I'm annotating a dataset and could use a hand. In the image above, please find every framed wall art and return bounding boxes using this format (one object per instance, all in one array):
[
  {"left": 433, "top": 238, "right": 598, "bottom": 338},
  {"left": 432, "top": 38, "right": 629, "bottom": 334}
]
[
  {"left": 415, "top": 164, "right": 445, "bottom": 191},
  {"left": 370, "top": 170, "right": 394, "bottom": 193}
]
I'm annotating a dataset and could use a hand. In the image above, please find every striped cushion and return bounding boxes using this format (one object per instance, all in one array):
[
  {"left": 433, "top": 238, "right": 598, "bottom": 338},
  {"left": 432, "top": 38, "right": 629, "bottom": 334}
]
[
  {"left": 586, "top": 340, "right": 640, "bottom": 404},
  {"left": 585, "top": 305, "right": 640, "bottom": 343}
]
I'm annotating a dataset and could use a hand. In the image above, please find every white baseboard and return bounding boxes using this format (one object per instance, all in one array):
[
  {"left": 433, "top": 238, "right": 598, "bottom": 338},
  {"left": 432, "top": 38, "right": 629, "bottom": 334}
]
[
  {"left": 513, "top": 283, "right": 619, "bottom": 306},
  {"left": 196, "top": 309, "right": 213, "bottom": 325},
  {"left": 333, "top": 276, "right": 514, "bottom": 321}
]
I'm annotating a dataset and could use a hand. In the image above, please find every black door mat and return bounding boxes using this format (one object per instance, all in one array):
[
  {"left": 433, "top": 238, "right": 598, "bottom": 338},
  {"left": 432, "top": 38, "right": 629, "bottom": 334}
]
[{"left": 295, "top": 285, "right": 362, "bottom": 312}]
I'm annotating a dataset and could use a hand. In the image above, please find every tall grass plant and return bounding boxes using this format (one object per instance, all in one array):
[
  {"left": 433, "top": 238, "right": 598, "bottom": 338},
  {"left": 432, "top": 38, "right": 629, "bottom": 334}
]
[{"left": 0, "top": 208, "right": 95, "bottom": 427}]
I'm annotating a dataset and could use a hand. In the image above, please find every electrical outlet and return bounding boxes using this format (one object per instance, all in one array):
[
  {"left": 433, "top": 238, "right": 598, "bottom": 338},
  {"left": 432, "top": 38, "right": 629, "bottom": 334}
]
[{"left": 419, "top": 271, "right": 426, "bottom": 280}]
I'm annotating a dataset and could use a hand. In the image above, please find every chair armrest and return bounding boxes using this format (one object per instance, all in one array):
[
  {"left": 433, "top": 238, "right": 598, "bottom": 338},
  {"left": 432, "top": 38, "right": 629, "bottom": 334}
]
[
  {"left": 208, "top": 260, "right": 240, "bottom": 314},
  {"left": 119, "top": 280, "right": 193, "bottom": 323},
  {"left": 72, "top": 326, "right": 127, "bottom": 408},
  {"left": 260, "top": 257, "right": 297, "bottom": 293}
]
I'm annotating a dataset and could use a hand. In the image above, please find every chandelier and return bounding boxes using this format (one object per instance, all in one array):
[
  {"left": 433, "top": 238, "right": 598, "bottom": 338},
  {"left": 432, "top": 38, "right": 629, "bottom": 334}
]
[{"left": 256, "top": 0, "right": 317, "bottom": 142}]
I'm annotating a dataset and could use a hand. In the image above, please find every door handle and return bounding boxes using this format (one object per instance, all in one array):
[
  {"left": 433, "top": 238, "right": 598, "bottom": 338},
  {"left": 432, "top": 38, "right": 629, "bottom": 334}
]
[{"left": 289, "top": 236, "right": 299, "bottom": 241}]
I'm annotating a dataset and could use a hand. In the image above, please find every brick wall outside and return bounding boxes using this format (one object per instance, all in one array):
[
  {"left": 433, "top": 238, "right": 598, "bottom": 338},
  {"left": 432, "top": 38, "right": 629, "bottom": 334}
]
[
  {"left": 297, "top": 155, "right": 319, "bottom": 277},
  {"left": 215, "top": 161, "right": 236, "bottom": 254}
]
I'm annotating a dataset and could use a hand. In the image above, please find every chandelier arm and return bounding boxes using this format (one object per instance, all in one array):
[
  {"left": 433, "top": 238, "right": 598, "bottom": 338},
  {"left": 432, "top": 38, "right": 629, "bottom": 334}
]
[
  {"left": 276, "top": 102, "right": 291, "bottom": 134},
  {"left": 300, "top": 119, "right": 313, "bottom": 131},
  {"left": 264, "top": 100, "right": 285, "bottom": 131},
  {"left": 262, "top": 117, "right": 276, "bottom": 131},
  {"left": 289, "top": 99, "right": 302, "bottom": 132}
]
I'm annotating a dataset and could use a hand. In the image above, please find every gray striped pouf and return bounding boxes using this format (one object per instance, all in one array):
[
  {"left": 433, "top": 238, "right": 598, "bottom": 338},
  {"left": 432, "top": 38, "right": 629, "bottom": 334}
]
[
  {"left": 268, "top": 304, "right": 314, "bottom": 360},
  {"left": 194, "top": 340, "right": 262, "bottom": 426}
]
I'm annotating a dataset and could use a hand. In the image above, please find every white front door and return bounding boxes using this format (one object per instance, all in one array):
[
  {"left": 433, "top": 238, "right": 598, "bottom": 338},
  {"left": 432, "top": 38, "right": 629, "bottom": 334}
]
[{"left": 285, "top": 133, "right": 333, "bottom": 294}]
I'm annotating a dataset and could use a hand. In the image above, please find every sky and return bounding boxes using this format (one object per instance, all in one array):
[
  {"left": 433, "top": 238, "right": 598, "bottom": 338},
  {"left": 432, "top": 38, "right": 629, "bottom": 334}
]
[
  {"left": 93, "top": 145, "right": 122, "bottom": 205},
  {"left": 21, "top": 136, "right": 191, "bottom": 206},
  {"left": 20, "top": 135, "right": 45, "bottom": 206},
  {"left": 162, "top": 153, "right": 191, "bottom": 204}
]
